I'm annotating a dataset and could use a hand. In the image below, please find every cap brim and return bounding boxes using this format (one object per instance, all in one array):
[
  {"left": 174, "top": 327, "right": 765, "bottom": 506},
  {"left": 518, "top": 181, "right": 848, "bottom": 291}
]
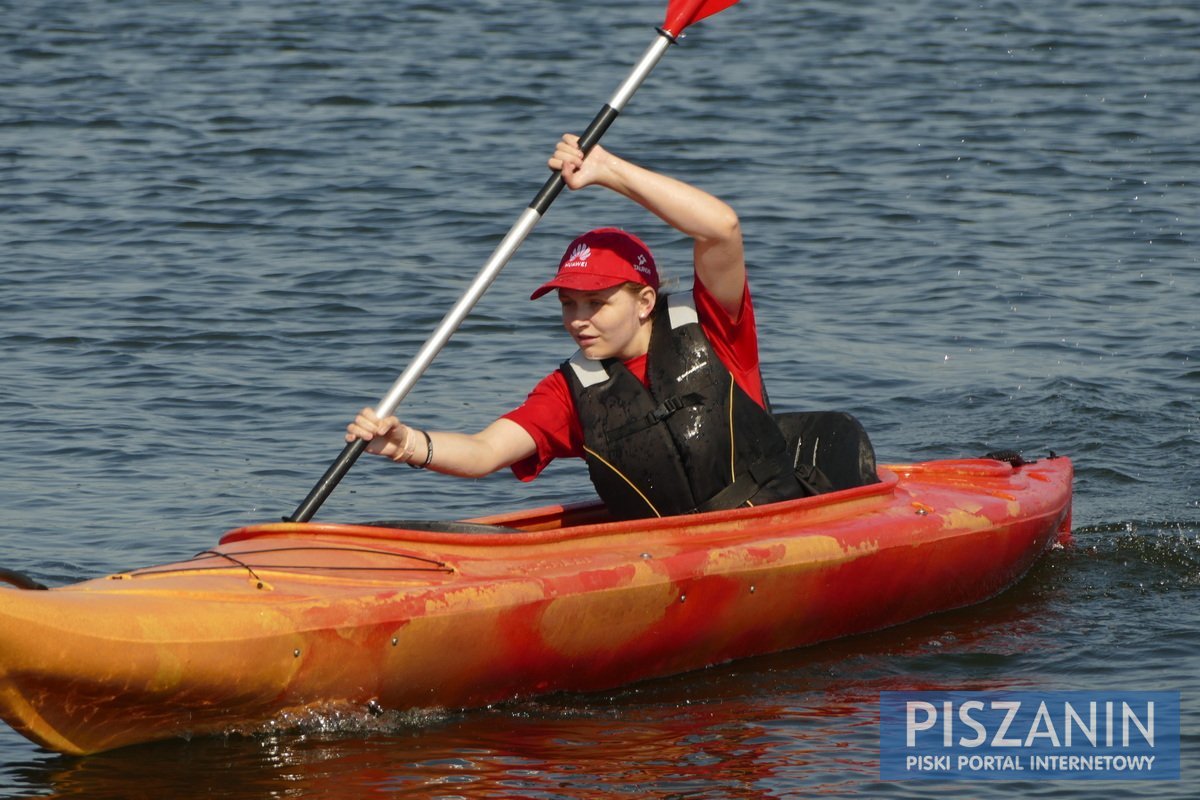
[{"left": 529, "top": 273, "right": 634, "bottom": 300}]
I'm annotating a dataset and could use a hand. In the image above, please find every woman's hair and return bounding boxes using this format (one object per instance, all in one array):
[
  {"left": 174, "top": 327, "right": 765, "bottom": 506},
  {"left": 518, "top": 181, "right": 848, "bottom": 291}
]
[
  {"left": 619, "top": 277, "right": 677, "bottom": 302},
  {"left": 617, "top": 281, "right": 651, "bottom": 295}
]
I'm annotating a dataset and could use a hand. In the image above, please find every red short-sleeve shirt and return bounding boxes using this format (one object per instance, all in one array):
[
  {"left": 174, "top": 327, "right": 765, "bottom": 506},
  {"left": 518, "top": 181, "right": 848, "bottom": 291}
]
[{"left": 502, "top": 274, "right": 763, "bottom": 481}]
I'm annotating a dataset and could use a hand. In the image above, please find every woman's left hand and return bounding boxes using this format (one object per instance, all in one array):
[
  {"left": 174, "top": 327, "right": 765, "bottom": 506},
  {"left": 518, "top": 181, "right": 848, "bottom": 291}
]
[{"left": 549, "top": 134, "right": 611, "bottom": 190}]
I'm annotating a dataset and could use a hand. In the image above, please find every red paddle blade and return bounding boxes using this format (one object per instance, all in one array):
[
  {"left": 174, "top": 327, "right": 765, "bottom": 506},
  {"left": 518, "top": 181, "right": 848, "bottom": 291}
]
[{"left": 662, "top": 0, "right": 740, "bottom": 36}]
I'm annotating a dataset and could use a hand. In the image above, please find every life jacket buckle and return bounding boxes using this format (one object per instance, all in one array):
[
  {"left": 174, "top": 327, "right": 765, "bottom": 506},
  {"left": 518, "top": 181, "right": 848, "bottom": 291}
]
[{"left": 652, "top": 394, "right": 688, "bottom": 421}]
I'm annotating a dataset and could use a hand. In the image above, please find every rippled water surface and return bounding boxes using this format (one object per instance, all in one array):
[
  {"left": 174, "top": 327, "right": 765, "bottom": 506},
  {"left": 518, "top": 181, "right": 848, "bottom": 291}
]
[{"left": 1, "top": 0, "right": 1197, "bottom": 796}]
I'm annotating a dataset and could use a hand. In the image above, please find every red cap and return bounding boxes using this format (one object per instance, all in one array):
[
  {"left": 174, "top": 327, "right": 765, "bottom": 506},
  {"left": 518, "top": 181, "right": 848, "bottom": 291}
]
[{"left": 530, "top": 228, "right": 658, "bottom": 300}]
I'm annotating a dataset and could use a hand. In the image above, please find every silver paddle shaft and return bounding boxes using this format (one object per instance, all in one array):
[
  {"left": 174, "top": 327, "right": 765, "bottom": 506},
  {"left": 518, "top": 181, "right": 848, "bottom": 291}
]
[
  {"left": 288, "top": 29, "right": 677, "bottom": 522},
  {"left": 373, "top": 31, "right": 675, "bottom": 420}
]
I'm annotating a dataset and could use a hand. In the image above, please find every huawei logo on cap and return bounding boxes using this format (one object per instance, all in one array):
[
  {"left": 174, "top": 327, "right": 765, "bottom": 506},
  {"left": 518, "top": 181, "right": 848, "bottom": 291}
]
[{"left": 563, "top": 243, "right": 591, "bottom": 269}]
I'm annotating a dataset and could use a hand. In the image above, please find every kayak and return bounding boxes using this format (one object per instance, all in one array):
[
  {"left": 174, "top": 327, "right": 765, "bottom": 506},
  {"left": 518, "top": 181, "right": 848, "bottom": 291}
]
[{"left": 0, "top": 446, "right": 1071, "bottom": 756}]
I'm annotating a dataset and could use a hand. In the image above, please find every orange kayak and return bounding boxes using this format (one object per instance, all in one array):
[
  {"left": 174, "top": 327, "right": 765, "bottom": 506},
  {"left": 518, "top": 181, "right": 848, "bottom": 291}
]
[{"left": 0, "top": 456, "right": 1072, "bottom": 755}]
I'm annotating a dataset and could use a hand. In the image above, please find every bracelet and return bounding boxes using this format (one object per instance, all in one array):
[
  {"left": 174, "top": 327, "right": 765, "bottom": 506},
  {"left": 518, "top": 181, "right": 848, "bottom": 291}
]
[{"left": 408, "top": 429, "right": 433, "bottom": 469}]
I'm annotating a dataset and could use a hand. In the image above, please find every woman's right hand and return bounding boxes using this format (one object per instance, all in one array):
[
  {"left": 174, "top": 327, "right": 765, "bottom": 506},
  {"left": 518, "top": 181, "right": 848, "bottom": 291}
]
[{"left": 346, "top": 407, "right": 418, "bottom": 463}]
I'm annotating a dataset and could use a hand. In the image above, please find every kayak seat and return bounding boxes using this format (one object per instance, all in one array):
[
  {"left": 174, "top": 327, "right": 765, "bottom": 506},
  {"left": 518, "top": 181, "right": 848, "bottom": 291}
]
[
  {"left": 358, "top": 519, "right": 522, "bottom": 534},
  {"left": 774, "top": 411, "right": 881, "bottom": 492}
]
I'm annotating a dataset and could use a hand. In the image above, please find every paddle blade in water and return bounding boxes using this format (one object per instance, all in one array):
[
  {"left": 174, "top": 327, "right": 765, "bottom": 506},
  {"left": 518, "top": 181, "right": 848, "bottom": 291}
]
[{"left": 662, "top": 0, "right": 740, "bottom": 36}]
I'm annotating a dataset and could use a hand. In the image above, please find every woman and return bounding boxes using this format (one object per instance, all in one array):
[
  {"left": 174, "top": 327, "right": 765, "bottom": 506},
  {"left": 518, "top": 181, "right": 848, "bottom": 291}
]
[{"left": 346, "top": 134, "right": 813, "bottom": 520}]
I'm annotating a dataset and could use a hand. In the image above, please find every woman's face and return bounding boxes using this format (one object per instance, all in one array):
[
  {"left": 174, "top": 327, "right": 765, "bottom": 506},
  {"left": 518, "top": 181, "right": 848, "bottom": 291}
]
[{"left": 558, "top": 284, "right": 656, "bottom": 360}]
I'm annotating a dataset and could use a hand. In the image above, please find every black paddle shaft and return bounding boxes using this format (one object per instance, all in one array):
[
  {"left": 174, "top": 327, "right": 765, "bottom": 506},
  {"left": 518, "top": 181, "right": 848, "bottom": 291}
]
[
  {"left": 528, "top": 103, "right": 621, "bottom": 214},
  {"left": 288, "top": 437, "right": 368, "bottom": 522}
]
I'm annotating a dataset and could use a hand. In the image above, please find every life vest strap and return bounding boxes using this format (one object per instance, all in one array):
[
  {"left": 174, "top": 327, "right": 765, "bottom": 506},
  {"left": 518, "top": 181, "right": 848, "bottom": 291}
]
[
  {"left": 689, "top": 457, "right": 783, "bottom": 514},
  {"left": 606, "top": 391, "right": 706, "bottom": 441}
]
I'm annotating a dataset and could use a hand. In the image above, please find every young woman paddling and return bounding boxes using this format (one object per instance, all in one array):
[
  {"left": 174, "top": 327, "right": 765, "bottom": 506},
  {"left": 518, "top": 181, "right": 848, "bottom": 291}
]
[{"left": 346, "top": 134, "right": 817, "bottom": 520}]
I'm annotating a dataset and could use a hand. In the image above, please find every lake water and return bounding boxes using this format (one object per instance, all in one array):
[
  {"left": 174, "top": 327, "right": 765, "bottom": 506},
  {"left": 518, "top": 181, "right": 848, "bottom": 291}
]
[{"left": 1, "top": 0, "right": 1197, "bottom": 796}]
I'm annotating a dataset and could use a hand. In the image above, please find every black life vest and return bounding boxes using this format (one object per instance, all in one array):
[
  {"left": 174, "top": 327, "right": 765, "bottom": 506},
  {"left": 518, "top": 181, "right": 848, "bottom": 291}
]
[{"left": 560, "top": 291, "right": 813, "bottom": 521}]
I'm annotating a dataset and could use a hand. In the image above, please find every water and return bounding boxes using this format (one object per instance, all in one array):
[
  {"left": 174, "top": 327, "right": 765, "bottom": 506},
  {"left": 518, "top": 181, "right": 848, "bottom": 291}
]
[{"left": 1, "top": 0, "right": 1197, "bottom": 795}]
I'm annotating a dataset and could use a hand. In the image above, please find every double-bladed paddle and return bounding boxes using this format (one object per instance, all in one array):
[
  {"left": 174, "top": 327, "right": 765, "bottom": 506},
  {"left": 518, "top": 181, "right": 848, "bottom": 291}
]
[{"left": 289, "top": 0, "right": 741, "bottom": 522}]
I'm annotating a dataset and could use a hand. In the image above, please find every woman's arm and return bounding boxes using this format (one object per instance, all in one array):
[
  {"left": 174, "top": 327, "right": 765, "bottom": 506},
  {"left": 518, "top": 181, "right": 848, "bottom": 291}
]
[
  {"left": 549, "top": 134, "right": 746, "bottom": 317},
  {"left": 347, "top": 409, "right": 536, "bottom": 478}
]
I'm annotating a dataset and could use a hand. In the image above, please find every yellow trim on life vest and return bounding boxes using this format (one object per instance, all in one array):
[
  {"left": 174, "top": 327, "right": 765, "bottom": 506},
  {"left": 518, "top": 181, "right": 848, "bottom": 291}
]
[
  {"left": 726, "top": 374, "right": 737, "bottom": 482},
  {"left": 583, "top": 446, "right": 662, "bottom": 518}
]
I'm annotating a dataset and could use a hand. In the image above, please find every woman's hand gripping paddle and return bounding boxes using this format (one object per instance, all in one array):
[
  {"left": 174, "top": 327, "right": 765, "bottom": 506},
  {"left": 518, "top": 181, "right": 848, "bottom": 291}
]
[{"left": 288, "top": 0, "right": 742, "bottom": 522}]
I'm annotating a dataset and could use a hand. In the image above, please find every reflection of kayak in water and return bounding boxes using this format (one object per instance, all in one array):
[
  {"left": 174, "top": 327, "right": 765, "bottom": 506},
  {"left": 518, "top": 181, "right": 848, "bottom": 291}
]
[{"left": 0, "top": 440, "right": 1072, "bottom": 755}]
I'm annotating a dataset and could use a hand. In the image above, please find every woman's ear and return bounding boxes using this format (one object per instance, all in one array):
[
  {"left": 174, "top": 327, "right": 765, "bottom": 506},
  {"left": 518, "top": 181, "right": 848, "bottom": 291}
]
[{"left": 637, "top": 286, "right": 657, "bottom": 321}]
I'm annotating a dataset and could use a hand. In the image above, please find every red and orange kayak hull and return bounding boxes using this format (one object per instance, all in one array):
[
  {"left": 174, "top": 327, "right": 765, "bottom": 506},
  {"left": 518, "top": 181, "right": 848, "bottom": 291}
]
[{"left": 0, "top": 457, "right": 1072, "bottom": 755}]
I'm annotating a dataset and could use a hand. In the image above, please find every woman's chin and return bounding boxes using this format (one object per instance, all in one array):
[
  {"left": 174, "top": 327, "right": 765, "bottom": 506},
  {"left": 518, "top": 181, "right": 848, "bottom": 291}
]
[{"left": 576, "top": 341, "right": 607, "bottom": 359}]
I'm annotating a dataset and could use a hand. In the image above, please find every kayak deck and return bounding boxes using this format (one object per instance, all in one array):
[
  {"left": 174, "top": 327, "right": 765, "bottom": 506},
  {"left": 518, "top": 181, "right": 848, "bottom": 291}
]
[{"left": 0, "top": 457, "right": 1072, "bottom": 755}]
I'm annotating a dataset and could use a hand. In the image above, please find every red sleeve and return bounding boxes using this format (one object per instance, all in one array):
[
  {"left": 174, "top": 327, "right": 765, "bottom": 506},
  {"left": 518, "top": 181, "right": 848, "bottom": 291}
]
[
  {"left": 692, "top": 273, "right": 766, "bottom": 407},
  {"left": 500, "top": 369, "right": 584, "bottom": 481}
]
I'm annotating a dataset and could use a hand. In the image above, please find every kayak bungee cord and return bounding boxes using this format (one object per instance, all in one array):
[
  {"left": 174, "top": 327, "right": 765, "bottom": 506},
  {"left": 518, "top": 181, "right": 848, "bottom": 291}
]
[{"left": 126, "top": 545, "right": 453, "bottom": 581}]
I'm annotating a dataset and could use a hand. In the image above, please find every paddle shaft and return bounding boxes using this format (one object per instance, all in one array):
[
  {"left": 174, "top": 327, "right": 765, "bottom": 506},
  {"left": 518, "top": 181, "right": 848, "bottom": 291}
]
[{"left": 287, "top": 29, "right": 679, "bottom": 523}]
